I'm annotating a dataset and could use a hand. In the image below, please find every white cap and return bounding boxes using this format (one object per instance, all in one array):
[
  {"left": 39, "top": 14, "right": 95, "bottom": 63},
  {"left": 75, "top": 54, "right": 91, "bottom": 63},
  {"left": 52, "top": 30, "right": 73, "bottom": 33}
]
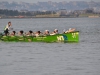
[
  {"left": 54, "top": 29, "right": 58, "bottom": 31},
  {"left": 69, "top": 28, "right": 71, "bottom": 30},
  {"left": 45, "top": 30, "right": 49, "bottom": 31}
]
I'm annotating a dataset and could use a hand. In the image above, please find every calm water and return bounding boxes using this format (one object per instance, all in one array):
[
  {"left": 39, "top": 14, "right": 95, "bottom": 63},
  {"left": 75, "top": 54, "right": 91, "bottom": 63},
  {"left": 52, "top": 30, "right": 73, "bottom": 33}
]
[{"left": 0, "top": 18, "right": 100, "bottom": 75}]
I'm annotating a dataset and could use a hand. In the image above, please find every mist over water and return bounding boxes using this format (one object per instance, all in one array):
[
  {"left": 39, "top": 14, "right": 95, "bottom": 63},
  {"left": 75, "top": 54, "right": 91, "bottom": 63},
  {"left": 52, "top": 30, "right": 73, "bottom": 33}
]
[{"left": 0, "top": 18, "right": 100, "bottom": 75}]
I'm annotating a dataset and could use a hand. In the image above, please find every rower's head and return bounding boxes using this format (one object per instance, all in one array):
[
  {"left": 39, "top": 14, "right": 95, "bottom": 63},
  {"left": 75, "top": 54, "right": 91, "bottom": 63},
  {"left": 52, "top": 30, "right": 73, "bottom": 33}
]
[
  {"left": 20, "top": 30, "right": 24, "bottom": 34},
  {"left": 8, "top": 21, "right": 11, "bottom": 26},
  {"left": 29, "top": 30, "right": 33, "bottom": 34},
  {"left": 45, "top": 30, "right": 49, "bottom": 34},
  {"left": 11, "top": 31, "right": 16, "bottom": 35},
  {"left": 37, "top": 31, "right": 41, "bottom": 34},
  {"left": 54, "top": 29, "right": 58, "bottom": 33}
]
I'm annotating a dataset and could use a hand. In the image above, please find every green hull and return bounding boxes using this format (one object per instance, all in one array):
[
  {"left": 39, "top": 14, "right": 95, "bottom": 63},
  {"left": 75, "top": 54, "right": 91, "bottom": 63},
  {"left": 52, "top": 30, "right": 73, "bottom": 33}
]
[{"left": 0, "top": 31, "right": 79, "bottom": 43}]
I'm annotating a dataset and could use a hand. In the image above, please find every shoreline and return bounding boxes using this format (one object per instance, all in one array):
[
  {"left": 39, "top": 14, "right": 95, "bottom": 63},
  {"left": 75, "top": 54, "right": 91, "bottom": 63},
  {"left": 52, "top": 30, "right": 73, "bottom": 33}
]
[
  {"left": 0, "top": 16, "right": 100, "bottom": 19},
  {"left": 0, "top": 14, "right": 100, "bottom": 19}
]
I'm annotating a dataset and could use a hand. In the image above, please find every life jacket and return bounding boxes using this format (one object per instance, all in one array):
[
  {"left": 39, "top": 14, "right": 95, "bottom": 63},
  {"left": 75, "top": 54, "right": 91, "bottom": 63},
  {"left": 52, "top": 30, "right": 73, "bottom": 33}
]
[{"left": 4, "top": 25, "right": 9, "bottom": 31}]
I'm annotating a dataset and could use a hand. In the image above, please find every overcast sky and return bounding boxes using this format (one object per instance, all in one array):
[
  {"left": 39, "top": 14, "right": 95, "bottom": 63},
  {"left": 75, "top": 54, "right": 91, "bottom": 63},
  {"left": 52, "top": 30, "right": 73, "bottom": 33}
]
[{"left": 0, "top": 0, "right": 99, "bottom": 3}]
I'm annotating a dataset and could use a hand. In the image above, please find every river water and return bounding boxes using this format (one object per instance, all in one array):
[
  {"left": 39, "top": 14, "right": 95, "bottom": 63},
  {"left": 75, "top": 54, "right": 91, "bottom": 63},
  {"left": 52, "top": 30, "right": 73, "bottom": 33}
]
[{"left": 0, "top": 18, "right": 100, "bottom": 75}]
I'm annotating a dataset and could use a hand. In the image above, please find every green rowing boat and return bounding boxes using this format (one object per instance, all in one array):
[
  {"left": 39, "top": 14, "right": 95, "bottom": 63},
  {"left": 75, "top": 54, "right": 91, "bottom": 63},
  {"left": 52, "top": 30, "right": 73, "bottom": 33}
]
[{"left": 0, "top": 31, "right": 79, "bottom": 43}]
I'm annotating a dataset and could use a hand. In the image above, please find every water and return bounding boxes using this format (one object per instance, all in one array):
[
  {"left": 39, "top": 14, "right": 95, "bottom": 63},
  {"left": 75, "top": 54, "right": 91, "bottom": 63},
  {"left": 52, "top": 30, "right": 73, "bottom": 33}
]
[{"left": 0, "top": 18, "right": 100, "bottom": 75}]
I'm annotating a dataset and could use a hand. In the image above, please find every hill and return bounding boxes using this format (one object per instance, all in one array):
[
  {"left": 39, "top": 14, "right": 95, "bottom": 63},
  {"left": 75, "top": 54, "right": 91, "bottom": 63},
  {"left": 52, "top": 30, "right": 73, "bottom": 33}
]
[{"left": 0, "top": 1, "right": 100, "bottom": 12}]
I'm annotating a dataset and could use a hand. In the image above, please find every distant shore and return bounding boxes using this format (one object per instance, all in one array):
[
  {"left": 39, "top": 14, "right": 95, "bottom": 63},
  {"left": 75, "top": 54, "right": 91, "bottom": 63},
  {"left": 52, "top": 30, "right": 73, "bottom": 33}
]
[{"left": 0, "top": 14, "right": 100, "bottom": 19}]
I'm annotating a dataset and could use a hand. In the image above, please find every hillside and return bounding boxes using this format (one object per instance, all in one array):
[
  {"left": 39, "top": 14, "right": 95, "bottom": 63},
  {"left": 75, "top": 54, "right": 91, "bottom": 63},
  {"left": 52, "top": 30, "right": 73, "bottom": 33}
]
[{"left": 0, "top": 1, "right": 100, "bottom": 11}]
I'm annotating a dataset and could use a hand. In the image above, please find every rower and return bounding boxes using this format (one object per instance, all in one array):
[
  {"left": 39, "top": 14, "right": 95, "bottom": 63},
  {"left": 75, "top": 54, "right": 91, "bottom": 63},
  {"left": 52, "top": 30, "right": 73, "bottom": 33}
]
[
  {"left": 10, "top": 31, "right": 16, "bottom": 36},
  {"left": 35, "top": 31, "right": 43, "bottom": 37},
  {"left": 4, "top": 21, "right": 13, "bottom": 36},
  {"left": 26, "top": 30, "right": 33, "bottom": 36},
  {"left": 44, "top": 30, "right": 50, "bottom": 36},
  {"left": 54, "top": 29, "right": 59, "bottom": 34},
  {"left": 65, "top": 28, "right": 76, "bottom": 33},
  {"left": 50, "top": 29, "right": 59, "bottom": 35},
  {"left": 18, "top": 30, "right": 24, "bottom": 36}
]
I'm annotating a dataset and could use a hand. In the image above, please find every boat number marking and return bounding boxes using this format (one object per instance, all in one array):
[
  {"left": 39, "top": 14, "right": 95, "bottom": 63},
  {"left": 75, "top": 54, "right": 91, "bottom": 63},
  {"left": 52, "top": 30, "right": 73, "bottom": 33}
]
[
  {"left": 57, "top": 36, "right": 64, "bottom": 41},
  {"left": 72, "top": 33, "right": 76, "bottom": 38}
]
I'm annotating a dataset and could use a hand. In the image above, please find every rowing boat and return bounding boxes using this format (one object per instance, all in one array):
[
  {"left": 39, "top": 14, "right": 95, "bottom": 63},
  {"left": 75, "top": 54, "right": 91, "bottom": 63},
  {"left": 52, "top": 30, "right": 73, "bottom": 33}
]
[
  {"left": 0, "top": 31, "right": 79, "bottom": 42},
  {"left": 0, "top": 31, "right": 79, "bottom": 43}
]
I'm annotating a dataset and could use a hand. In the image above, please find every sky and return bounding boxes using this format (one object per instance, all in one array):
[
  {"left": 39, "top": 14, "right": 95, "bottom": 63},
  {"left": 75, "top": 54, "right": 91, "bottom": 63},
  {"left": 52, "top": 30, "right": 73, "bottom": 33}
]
[{"left": 0, "top": 0, "right": 100, "bottom": 3}]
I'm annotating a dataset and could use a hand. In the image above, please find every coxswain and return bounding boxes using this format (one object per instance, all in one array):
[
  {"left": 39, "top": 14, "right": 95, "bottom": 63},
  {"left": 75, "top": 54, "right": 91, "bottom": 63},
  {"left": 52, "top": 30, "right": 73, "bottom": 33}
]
[{"left": 4, "top": 21, "right": 12, "bottom": 36}]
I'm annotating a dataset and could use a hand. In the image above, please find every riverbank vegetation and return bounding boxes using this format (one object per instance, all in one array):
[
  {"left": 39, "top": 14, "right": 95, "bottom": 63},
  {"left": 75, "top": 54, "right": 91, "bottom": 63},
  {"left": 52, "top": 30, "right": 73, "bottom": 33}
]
[{"left": 0, "top": 9, "right": 100, "bottom": 18}]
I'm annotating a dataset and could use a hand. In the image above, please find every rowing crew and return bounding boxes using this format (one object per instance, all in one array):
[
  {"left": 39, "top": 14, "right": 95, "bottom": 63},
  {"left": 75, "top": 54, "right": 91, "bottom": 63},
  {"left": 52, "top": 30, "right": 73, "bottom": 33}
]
[
  {"left": 6, "top": 28, "right": 75, "bottom": 37},
  {"left": 3, "top": 21, "right": 75, "bottom": 36},
  {"left": 7, "top": 29, "right": 59, "bottom": 36}
]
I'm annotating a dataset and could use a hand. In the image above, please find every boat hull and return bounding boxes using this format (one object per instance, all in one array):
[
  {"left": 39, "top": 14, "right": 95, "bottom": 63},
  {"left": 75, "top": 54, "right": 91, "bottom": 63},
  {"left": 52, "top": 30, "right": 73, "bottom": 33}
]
[{"left": 0, "top": 31, "right": 79, "bottom": 43}]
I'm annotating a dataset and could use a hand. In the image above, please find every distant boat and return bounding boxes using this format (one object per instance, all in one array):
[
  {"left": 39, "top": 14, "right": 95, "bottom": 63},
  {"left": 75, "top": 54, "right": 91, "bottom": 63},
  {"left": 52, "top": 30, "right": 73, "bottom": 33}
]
[{"left": 0, "top": 31, "right": 79, "bottom": 43}]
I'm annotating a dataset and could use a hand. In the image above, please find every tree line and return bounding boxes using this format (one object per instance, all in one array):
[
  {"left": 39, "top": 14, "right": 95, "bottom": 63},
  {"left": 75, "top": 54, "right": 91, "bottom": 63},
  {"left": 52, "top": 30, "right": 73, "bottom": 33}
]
[{"left": 0, "top": 9, "right": 56, "bottom": 16}]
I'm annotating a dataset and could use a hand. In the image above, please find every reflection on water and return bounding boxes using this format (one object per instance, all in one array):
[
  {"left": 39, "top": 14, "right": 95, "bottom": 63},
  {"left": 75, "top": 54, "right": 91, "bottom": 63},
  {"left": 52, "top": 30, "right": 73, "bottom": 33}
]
[{"left": 0, "top": 18, "right": 100, "bottom": 75}]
